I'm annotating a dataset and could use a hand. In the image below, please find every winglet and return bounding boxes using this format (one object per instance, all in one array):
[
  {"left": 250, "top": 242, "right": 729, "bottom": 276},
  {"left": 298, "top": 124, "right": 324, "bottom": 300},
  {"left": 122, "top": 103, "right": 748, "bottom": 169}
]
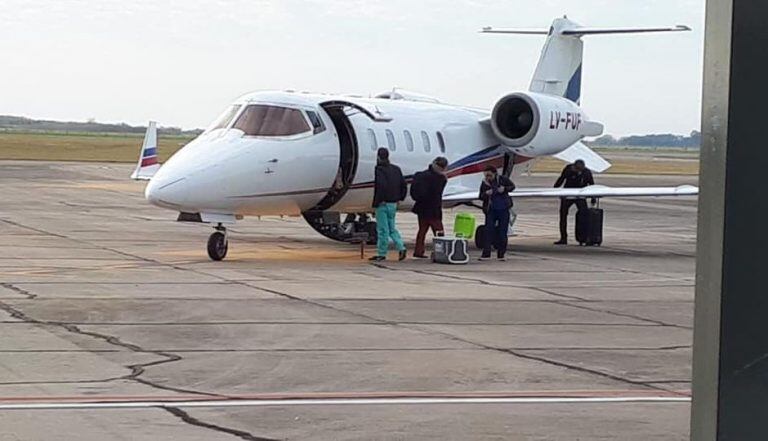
[{"left": 130, "top": 121, "right": 160, "bottom": 180}]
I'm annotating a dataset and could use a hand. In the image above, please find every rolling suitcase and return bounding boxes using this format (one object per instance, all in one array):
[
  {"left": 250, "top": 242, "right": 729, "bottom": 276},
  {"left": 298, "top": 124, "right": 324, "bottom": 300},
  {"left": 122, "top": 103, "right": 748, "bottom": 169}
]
[
  {"left": 432, "top": 236, "right": 470, "bottom": 264},
  {"left": 576, "top": 207, "right": 603, "bottom": 246}
]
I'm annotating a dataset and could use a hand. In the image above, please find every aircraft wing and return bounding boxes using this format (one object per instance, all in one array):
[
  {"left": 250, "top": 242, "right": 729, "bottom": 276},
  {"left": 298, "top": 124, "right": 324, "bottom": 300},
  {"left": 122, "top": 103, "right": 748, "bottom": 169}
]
[{"left": 443, "top": 184, "right": 698, "bottom": 205}]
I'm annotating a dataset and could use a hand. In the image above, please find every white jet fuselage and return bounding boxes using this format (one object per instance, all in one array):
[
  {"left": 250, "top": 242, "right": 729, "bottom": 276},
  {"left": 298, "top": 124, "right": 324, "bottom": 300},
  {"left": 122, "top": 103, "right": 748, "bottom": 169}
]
[
  {"left": 145, "top": 90, "right": 528, "bottom": 217},
  {"left": 131, "top": 17, "right": 696, "bottom": 261}
]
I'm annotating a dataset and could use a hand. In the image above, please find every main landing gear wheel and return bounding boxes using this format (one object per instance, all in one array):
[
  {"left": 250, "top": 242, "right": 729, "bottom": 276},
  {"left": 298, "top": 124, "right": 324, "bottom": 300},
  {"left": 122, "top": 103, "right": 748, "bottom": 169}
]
[
  {"left": 303, "top": 212, "right": 378, "bottom": 245},
  {"left": 207, "top": 227, "right": 228, "bottom": 261}
]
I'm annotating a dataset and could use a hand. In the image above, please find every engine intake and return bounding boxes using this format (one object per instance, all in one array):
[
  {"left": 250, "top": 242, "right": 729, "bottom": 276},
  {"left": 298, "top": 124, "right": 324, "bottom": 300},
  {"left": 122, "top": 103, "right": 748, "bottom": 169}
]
[
  {"left": 491, "top": 94, "right": 539, "bottom": 147},
  {"left": 490, "top": 92, "right": 603, "bottom": 154}
]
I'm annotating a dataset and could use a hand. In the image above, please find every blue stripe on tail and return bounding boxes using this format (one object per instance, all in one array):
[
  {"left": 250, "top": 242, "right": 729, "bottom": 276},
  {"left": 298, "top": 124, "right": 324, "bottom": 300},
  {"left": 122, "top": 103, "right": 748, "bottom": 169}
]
[{"left": 565, "top": 64, "right": 582, "bottom": 103}]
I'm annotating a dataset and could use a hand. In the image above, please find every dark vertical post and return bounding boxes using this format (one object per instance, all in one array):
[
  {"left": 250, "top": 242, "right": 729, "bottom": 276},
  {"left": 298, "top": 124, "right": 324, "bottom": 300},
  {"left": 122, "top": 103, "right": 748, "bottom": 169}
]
[{"left": 691, "top": 1, "right": 768, "bottom": 440}]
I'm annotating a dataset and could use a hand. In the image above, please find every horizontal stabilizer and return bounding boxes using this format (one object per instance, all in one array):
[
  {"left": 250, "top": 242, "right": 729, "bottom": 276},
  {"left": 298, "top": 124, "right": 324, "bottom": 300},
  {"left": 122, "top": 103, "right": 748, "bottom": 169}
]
[
  {"left": 130, "top": 121, "right": 160, "bottom": 181},
  {"left": 480, "top": 27, "right": 549, "bottom": 35},
  {"left": 480, "top": 24, "right": 691, "bottom": 37},
  {"left": 553, "top": 142, "right": 611, "bottom": 173},
  {"left": 561, "top": 25, "right": 691, "bottom": 36}
]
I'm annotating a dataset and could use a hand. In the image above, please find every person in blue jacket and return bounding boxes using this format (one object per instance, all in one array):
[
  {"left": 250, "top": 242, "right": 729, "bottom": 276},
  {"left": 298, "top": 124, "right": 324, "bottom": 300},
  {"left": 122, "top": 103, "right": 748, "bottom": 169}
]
[{"left": 478, "top": 165, "right": 515, "bottom": 261}]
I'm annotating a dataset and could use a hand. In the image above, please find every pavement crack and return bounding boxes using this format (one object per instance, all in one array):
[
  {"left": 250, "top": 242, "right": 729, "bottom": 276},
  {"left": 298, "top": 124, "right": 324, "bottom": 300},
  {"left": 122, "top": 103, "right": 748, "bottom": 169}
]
[
  {"left": 232, "top": 277, "right": 681, "bottom": 393},
  {"left": 500, "top": 349, "right": 676, "bottom": 392},
  {"left": 0, "top": 218, "right": 70, "bottom": 239},
  {"left": 390, "top": 321, "right": 676, "bottom": 393},
  {"left": 557, "top": 301, "right": 692, "bottom": 329},
  {"left": 369, "top": 264, "right": 589, "bottom": 301},
  {"left": 164, "top": 407, "right": 280, "bottom": 441},
  {"left": 0, "top": 283, "right": 37, "bottom": 299},
  {"left": 0, "top": 300, "right": 222, "bottom": 398},
  {"left": 229, "top": 283, "right": 678, "bottom": 394}
]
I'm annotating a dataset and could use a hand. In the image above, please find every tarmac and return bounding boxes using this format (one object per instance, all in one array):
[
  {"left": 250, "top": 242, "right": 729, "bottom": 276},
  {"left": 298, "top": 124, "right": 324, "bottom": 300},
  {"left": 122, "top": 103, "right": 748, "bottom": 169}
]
[{"left": 0, "top": 160, "right": 698, "bottom": 440}]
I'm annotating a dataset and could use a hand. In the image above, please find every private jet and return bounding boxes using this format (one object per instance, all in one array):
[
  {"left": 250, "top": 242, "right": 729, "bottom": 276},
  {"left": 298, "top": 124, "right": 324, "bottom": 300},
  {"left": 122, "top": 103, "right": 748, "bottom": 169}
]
[{"left": 132, "top": 17, "right": 697, "bottom": 261}]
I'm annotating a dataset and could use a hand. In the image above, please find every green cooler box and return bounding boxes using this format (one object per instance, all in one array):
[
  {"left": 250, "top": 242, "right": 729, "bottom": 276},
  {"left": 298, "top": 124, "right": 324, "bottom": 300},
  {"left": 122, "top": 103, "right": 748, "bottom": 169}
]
[{"left": 453, "top": 213, "right": 476, "bottom": 239}]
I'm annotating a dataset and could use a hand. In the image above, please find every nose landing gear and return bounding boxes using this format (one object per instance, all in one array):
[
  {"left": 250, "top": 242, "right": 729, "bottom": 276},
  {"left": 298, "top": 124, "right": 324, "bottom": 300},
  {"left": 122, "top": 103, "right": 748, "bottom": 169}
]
[
  {"left": 207, "top": 224, "right": 228, "bottom": 261},
  {"left": 303, "top": 211, "right": 378, "bottom": 245}
]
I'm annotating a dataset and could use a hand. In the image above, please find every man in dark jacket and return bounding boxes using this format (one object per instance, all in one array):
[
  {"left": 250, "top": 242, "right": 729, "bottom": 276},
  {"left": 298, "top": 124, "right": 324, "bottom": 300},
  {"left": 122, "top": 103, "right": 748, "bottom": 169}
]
[
  {"left": 410, "top": 157, "right": 448, "bottom": 258},
  {"left": 553, "top": 159, "right": 595, "bottom": 245},
  {"left": 371, "top": 148, "right": 408, "bottom": 262},
  {"left": 479, "top": 165, "right": 515, "bottom": 261}
]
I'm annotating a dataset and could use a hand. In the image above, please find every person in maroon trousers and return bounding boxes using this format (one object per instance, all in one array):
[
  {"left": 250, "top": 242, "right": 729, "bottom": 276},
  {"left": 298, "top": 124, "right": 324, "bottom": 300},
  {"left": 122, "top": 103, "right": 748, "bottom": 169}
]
[{"left": 410, "top": 157, "right": 449, "bottom": 258}]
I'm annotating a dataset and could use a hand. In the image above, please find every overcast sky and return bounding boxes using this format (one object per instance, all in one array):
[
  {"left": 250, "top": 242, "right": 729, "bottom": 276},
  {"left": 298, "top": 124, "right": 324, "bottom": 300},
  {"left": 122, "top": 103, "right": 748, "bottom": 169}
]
[{"left": 0, "top": 0, "right": 704, "bottom": 136}]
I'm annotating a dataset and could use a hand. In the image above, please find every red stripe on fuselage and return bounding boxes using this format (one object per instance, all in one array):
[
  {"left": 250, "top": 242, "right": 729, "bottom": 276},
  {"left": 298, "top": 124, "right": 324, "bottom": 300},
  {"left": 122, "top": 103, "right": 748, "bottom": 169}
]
[
  {"left": 346, "top": 154, "right": 534, "bottom": 190},
  {"left": 446, "top": 156, "right": 505, "bottom": 179},
  {"left": 513, "top": 154, "right": 533, "bottom": 164}
]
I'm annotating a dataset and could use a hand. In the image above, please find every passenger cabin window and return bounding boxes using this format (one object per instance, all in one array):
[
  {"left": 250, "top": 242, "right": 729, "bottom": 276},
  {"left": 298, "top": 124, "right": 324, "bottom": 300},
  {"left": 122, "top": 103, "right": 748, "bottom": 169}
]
[
  {"left": 306, "top": 111, "right": 325, "bottom": 134},
  {"left": 404, "top": 130, "right": 414, "bottom": 152},
  {"left": 421, "top": 131, "right": 431, "bottom": 153},
  {"left": 367, "top": 129, "right": 377, "bottom": 151},
  {"left": 232, "top": 105, "right": 310, "bottom": 137},
  {"left": 385, "top": 129, "right": 396, "bottom": 151},
  {"left": 436, "top": 131, "right": 446, "bottom": 153},
  {"left": 208, "top": 105, "right": 241, "bottom": 132}
]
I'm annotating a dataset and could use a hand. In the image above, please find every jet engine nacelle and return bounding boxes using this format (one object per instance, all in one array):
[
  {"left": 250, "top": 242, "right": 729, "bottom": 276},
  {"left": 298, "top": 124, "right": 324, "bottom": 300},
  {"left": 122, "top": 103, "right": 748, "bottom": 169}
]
[{"left": 490, "top": 92, "right": 603, "bottom": 156}]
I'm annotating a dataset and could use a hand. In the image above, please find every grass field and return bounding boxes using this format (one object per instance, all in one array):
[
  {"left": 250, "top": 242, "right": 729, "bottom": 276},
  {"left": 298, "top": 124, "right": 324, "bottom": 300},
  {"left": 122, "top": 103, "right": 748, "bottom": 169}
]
[
  {"left": 533, "top": 156, "right": 699, "bottom": 175},
  {"left": 0, "top": 132, "right": 699, "bottom": 175},
  {"left": 0, "top": 132, "right": 191, "bottom": 163}
]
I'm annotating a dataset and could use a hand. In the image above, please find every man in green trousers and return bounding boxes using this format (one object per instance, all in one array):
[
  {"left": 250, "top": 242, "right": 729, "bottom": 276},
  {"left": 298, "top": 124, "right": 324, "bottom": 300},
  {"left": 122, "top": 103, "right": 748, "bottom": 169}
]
[{"left": 370, "top": 148, "right": 407, "bottom": 262}]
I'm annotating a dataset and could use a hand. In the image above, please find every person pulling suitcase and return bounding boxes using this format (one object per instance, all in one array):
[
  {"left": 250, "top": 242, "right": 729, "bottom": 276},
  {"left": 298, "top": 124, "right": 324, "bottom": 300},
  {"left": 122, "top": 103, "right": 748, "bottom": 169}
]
[{"left": 553, "top": 159, "right": 595, "bottom": 245}]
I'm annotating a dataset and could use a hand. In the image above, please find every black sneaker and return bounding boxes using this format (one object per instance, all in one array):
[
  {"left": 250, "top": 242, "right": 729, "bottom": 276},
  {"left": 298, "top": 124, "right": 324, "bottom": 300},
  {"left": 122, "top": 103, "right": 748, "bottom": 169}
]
[
  {"left": 369, "top": 256, "right": 386, "bottom": 262},
  {"left": 413, "top": 254, "right": 429, "bottom": 259},
  {"left": 398, "top": 250, "right": 407, "bottom": 261},
  {"left": 554, "top": 239, "right": 568, "bottom": 245}
]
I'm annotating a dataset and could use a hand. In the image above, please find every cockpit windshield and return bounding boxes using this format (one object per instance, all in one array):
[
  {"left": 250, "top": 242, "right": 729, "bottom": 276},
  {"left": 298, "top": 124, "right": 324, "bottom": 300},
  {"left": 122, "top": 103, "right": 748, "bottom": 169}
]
[
  {"left": 206, "top": 105, "right": 242, "bottom": 132},
  {"left": 232, "top": 105, "right": 311, "bottom": 137}
]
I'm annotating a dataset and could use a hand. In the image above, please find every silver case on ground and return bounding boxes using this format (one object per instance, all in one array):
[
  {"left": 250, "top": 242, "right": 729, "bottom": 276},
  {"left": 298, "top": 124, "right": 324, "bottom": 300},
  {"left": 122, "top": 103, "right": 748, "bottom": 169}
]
[{"left": 431, "top": 237, "right": 470, "bottom": 265}]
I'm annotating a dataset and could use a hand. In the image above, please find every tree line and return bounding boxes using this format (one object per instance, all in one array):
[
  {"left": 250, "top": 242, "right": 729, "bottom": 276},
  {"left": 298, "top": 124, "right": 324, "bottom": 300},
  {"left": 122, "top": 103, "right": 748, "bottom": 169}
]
[
  {"left": 590, "top": 130, "right": 701, "bottom": 149},
  {"left": 0, "top": 115, "right": 202, "bottom": 137}
]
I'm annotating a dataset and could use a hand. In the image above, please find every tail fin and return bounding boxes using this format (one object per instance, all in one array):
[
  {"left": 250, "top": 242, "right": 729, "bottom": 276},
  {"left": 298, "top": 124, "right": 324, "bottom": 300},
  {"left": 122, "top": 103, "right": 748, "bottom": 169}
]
[
  {"left": 130, "top": 121, "right": 160, "bottom": 180},
  {"left": 481, "top": 17, "right": 691, "bottom": 104}
]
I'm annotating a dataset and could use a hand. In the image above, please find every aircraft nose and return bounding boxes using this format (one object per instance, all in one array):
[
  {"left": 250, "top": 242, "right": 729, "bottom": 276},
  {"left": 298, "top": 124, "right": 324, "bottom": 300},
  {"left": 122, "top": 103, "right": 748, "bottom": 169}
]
[{"left": 145, "top": 176, "right": 188, "bottom": 208}]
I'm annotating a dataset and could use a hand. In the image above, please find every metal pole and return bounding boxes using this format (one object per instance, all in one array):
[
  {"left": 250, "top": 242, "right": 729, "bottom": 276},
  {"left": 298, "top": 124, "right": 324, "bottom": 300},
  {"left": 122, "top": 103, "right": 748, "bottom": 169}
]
[{"left": 692, "top": 0, "right": 768, "bottom": 439}]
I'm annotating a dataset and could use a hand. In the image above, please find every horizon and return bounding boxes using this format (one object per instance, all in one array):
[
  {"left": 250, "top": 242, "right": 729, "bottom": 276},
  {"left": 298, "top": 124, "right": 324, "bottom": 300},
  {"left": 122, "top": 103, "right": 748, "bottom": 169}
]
[{"left": 0, "top": 113, "right": 701, "bottom": 139}]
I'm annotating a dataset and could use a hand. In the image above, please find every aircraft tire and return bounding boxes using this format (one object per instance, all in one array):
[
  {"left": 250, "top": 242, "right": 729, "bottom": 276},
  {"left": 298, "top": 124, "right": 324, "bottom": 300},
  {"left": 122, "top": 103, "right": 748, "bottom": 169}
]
[
  {"left": 207, "top": 231, "right": 228, "bottom": 261},
  {"left": 303, "top": 212, "right": 378, "bottom": 245}
]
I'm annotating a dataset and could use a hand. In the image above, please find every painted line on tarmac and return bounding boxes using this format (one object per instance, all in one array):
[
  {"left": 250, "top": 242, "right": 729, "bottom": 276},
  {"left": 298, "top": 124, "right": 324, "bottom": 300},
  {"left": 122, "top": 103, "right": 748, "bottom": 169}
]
[
  {"left": 0, "top": 389, "right": 691, "bottom": 403},
  {"left": 0, "top": 396, "right": 691, "bottom": 411}
]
